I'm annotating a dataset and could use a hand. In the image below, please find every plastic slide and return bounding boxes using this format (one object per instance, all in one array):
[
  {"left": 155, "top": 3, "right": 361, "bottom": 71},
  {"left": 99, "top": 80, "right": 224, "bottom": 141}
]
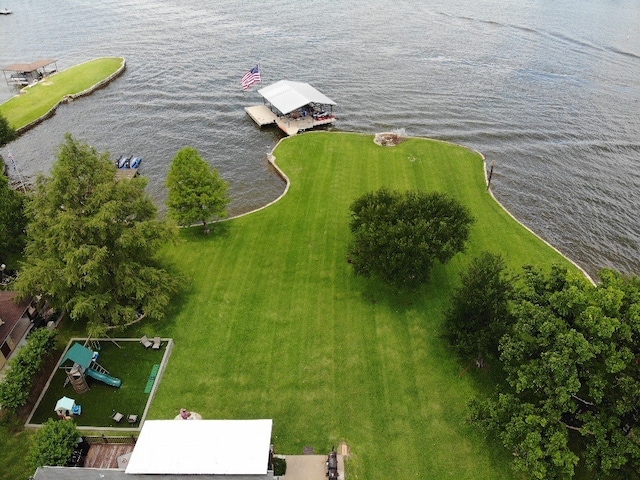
[{"left": 86, "top": 368, "right": 122, "bottom": 388}]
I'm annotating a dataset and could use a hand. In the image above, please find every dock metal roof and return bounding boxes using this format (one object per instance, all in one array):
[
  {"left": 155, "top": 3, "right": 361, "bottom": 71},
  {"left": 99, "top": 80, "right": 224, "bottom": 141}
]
[
  {"left": 2, "top": 59, "right": 57, "bottom": 72},
  {"left": 258, "top": 80, "right": 336, "bottom": 115}
]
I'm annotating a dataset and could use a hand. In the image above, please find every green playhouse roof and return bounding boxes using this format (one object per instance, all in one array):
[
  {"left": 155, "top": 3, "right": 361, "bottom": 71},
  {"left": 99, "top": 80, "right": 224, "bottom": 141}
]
[{"left": 60, "top": 343, "right": 94, "bottom": 369}]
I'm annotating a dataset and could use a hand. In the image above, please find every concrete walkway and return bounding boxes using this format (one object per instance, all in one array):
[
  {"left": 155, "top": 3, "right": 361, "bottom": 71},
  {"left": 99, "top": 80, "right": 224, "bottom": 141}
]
[{"left": 280, "top": 454, "right": 345, "bottom": 480}]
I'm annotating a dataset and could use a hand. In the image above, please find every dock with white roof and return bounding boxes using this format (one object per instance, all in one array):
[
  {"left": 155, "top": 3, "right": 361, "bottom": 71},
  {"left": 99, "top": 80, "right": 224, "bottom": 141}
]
[{"left": 246, "top": 80, "right": 336, "bottom": 136}]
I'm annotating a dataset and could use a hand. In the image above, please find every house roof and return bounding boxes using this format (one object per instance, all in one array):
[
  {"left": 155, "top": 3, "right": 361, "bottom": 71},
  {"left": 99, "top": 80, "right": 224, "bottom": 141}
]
[
  {"left": 258, "top": 80, "right": 336, "bottom": 115},
  {"left": 33, "top": 466, "right": 274, "bottom": 480},
  {"left": 0, "top": 291, "right": 29, "bottom": 344},
  {"left": 125, "top": 419, "right": 273, "bottom": 475}
]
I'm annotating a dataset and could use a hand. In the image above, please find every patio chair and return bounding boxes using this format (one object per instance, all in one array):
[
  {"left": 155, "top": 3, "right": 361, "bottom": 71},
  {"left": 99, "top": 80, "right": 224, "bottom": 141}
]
[
  {"left": 152, "top": 336, "right": 162, "bottom": 350},
  {"left": 128, "top": 414, "right": 139, "bottom": 424},
  {"left": 140, "top": 335, "right": 152, "bottom": 348},
  {"left": 112, "top": 411, "right": 124, "bottom": 423}
]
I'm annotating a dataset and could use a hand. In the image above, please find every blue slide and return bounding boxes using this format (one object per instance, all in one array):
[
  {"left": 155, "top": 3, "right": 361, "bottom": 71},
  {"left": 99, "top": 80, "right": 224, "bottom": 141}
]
[{"left": 86, "top": 368, "right": 122, "bottom": 388}]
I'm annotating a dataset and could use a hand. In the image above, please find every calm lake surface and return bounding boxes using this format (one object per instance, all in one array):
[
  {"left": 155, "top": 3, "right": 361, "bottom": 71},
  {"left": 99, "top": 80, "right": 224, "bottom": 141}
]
[{"left": 1, "top": 0, "right": 639, "bottom": 278}]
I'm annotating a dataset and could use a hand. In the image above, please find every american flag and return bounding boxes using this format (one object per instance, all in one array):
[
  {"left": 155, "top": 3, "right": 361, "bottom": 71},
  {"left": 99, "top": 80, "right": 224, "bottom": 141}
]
[{"left": 241, "top": 65, "right": 261, "bottom": 90}]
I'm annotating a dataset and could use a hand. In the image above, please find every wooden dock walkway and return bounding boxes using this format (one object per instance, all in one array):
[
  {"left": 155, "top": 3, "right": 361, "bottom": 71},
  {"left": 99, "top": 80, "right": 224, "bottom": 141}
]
[
  {"left": 245, "top": 105, "right": 277, "bottom": 126},
  {"left": 245, "top": 105, "right": 336, "bottom": 136},
  {"left": 115, "top": 168, "right": 139, "bottom": 180}
]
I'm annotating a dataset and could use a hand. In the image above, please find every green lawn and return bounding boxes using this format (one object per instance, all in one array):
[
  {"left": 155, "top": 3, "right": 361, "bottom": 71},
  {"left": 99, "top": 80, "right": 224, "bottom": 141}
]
[
  {"left": 144, "top": 132, "right": 577, "bottom": 479},
  {"left": 0, "top": 422, "right": 33, "bottom": 480},
  {"left": 29, "top": 340, "right": 165, "bottom": 428},
  {"left": 0, "top": 57, "right": 124, "bottom": 130}
]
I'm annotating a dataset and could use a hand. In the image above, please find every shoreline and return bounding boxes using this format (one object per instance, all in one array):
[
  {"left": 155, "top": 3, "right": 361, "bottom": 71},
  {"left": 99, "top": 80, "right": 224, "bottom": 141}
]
[
  {"left": 219, "top": 130, "right": 595, "bottom": 284},
  {"left": 2, "top": 57, "right": 126, "bottom": 136}
]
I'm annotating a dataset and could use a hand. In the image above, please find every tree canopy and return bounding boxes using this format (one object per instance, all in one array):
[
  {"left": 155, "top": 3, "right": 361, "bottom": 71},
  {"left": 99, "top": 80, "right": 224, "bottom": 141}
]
[
  {"left": 0, "top": 169, "right": 26, "bottom": 255},
  {"left": 471, "top": 265, "right": 640, "bottom": 479},
  {"left": 444, "top": 251, "right": 514, "bottom": 363},
  {"left": 15, "top": 134, "right": 178, "bottom": 336},
  {"left": 30, "top": 418, "right": 79, "bottom": 469},
  {"left": 347, "top": 187, "right": 474, "bottom": 288},
  {"left": 166, "top": 147, "right": 230, "bottom": 233}
]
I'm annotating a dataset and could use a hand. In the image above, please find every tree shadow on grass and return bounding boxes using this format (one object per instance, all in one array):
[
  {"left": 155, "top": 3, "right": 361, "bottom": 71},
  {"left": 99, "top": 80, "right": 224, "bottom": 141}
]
[
  {"left": 175, "top": 221, "right": 231, "bottom": 243},
  {"left": 354, "top": 261, "right": 453, "bottom": 315}
]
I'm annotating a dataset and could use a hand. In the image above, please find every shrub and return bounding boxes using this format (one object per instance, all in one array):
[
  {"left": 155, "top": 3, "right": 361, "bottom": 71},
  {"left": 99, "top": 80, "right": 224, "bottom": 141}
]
[
  {"left": 272, "top": 456, "right": 287, "bottom": 476},
  {"left": 30, "top": 418, "right": 79, "bottom": 468},
  {"left": 0, "top": 328, "right": 56, "bottom": 411}
]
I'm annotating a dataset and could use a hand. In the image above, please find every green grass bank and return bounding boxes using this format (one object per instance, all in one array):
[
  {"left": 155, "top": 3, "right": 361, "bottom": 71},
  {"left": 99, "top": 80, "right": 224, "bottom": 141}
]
[
  {"left": 0, "top": 57, "right": 125, "bottom": 132},
  {"left": 145, "top": 132, "right": 578, "bottom": 480}
]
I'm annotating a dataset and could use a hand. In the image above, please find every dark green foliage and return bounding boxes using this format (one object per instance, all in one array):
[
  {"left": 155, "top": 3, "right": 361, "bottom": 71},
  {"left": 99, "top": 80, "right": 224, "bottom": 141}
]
[
  {"left": 471, "top": 265, "right": 640, "bottom": 479},
  {"left": 166, "top": 147, "right": 230, "bottom": 233},
  {"left": 0, "top": 113, "right": 17, "bottom": 148},
  {"left": 30, "top": 418, "right": 79, "bottom": 469},
  {"left": 15, "top": 134, "right": 178, "bottom": 336},
  {"left": 272, "top": 456, "right": 287, "bottom": 476},
  {"left": 0, "top": 329, "right": 56, "bottom": 411},
  {"left": 444, "top": 252, "right": 513, "bottom": 362},
  {"left": 348, "top": 187, "right": 474, "bottom": 288},
  {"left": 0, "top": 169, "right": 26, "bottom": 255}
]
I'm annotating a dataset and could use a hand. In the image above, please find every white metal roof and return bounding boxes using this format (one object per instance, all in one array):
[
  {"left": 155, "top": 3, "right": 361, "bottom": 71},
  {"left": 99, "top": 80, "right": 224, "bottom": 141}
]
[
  {"left": 258, "top": 80, "right": 336, "bottom": 115},
  {"left": 125, "top": 419, "right": 273, "bottom": 475}
]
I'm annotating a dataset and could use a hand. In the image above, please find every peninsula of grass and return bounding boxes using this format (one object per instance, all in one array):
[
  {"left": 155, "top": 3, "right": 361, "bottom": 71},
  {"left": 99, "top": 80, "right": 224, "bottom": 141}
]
[
  {"left": 143, "top": 132, "right": 579, "bottom": 480},
  {"left": 0, "top": 57, "right": 125, "bottom": 132}
]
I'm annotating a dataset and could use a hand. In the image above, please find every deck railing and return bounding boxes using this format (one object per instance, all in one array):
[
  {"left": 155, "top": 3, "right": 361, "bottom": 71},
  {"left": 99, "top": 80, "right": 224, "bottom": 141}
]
[{"left": 84, "top": 434, "right": 137, "bottom": 445}]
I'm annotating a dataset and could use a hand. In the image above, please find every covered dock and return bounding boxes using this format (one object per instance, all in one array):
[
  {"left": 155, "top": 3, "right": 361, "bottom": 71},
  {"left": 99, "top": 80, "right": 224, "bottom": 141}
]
[
  {"left": 245, "top": 80, "right": 336, "bottom": 136},
  {"left": 2, "top": 59, "right": 58, "bottom": 86}
]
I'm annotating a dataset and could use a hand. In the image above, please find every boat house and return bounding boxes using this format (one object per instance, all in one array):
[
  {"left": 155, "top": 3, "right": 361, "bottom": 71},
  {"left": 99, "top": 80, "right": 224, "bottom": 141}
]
[
  {"left": 2, "top": 59, "right": 58, "bottom": 86},
  {"left": 245, "top": 80, "right": 336, "bottom": 136}
]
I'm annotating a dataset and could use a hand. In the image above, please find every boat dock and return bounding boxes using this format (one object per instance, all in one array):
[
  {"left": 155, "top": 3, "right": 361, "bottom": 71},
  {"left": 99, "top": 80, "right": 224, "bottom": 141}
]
[
  {"left": 115, "top": 168, "right": 139, "bottom": 180},
  {"left": 245, "top": 105, "right": 336, "bottom": 136},
  {"left": 245, "top": 80, "right": 336, "bottom": 136},
  {"left": 114, "top": 155, "right": 141, "bottom": 180},
  {"left": 245, "top": 105, "right": 278, "bottom": 127}
]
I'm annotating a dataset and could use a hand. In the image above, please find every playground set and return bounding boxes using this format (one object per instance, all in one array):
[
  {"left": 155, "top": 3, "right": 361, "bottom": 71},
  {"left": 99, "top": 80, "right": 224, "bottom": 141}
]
[{"left": 59, "top": 342, "right": 122, "bottom": 394}]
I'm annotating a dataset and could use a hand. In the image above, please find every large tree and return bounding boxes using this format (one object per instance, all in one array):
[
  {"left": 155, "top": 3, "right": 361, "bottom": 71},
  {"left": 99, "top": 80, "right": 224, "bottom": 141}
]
[
  {"left": 0, "top": 169, "right": 26, "bottom": 255},
  {"left": 471, "top": 265, "right": 640, "bottom": 479},
  {"left": 166, "top": 147, "right": 230, "bottom": 233},
  {"left": 347, "top": 187, "right": 474, "bottom": 288},
  {"left": 15, "top": 134, "right": 178, "bottom": 336},
  {"left": 443, "top": 251, "right": 514, "bottom": 363}
]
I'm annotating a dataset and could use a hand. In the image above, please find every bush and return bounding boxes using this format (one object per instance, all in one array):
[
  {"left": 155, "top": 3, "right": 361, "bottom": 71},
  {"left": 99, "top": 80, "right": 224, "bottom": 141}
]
[
  {"left": 272, "top": 456, "right": 287, "bottom": 476},
  {"left": 0, "top": 328, "right": 56, "bottom": 411},
  {"left": 30, "top": 418, "right": 79, "bottom": 469}
]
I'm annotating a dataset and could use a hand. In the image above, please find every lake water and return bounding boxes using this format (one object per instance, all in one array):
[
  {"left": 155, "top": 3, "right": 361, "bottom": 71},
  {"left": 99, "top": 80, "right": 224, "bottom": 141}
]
[{"left": 1, "top": 0, "right": 639, "bottom": 278}]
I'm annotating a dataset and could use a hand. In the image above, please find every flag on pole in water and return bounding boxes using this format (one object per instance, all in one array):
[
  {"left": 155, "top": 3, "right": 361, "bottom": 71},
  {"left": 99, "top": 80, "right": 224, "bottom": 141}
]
[{"left": 241, "top": 65, "right": 261, "bottom": 90}]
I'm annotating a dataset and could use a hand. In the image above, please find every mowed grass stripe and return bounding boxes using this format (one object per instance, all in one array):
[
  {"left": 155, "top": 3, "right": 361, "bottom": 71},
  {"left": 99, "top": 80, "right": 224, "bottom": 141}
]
[{"left": 151, "top": 132, "right": 576, "bottom": 479}]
